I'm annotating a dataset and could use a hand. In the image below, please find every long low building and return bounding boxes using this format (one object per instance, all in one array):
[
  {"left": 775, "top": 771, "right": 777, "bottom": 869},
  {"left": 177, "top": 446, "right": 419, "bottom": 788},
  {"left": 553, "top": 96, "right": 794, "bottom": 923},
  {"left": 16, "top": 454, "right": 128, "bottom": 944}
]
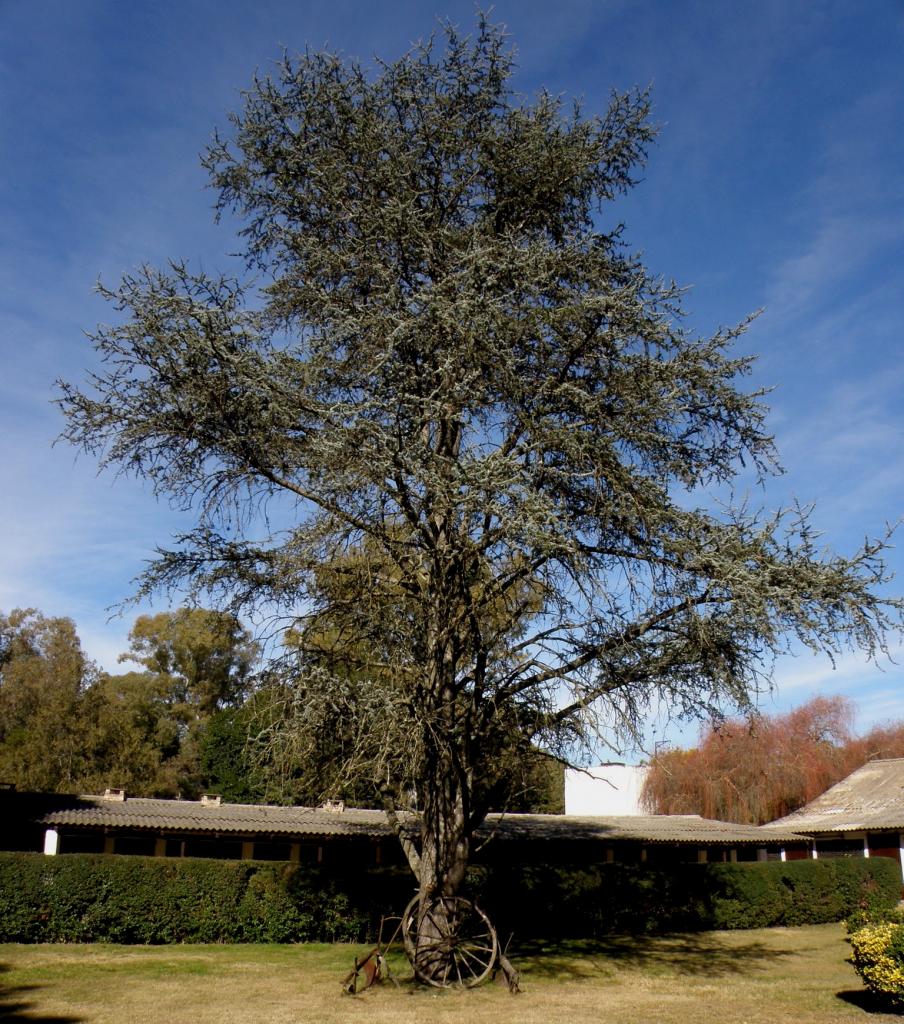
[
  {"left": 762, "top": 757, "right": 904, "bottom": 873},
  {"left": 1, "top": 787, "right": 808, "bottom": 866}
]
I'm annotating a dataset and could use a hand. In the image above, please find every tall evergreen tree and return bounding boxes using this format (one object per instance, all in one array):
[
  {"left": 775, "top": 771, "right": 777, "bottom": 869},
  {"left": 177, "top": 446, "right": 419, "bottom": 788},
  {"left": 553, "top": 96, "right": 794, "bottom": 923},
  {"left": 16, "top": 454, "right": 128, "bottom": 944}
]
[{"left": 58, "top": 18, "right": 901, "bottom": 981}]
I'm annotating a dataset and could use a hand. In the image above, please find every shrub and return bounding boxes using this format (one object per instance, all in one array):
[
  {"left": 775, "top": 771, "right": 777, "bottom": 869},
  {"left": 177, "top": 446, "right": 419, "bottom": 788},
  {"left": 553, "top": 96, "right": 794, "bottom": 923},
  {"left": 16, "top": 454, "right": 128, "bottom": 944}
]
[
  {"left": 0, "top": 851, "right": 898, "bottom": 944},
  {"left": 0, "top": 853, "right": 408, "bottom": 944},
  {"left": 476, "top": 857, "right": 901, "bottom": 936},
  {"left": 849, "top": 921, "right": 904, "bottom": 1006}
]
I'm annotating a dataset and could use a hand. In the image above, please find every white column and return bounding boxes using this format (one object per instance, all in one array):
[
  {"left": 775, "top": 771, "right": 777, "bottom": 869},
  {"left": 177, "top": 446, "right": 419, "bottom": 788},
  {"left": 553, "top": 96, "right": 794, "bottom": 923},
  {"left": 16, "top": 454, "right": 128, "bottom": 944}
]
[
  {"left": 863, "top": 835, "right": 870, "bottom": 859},
  {"left": 43, "top": 828, "right": 59, "bottom": 856},
  {"left": 780, "top": 847, "right": 787, "bottom": 862},
  {"left": 898, "top": 834, "right": 904, "bottom": 882}
]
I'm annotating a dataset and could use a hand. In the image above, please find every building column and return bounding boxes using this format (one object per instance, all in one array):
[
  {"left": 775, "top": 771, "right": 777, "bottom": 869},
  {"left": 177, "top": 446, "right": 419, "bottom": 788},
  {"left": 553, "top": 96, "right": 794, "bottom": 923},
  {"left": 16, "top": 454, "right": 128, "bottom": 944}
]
[
  {"left": 43, "top": 828, "right": 59, "bottom": 856},
  {"left": 154, "top": 837, "right": 167, "bottom": 857},
  {"left": 241, "top": 841, "right": 254, "bottom": 860}
]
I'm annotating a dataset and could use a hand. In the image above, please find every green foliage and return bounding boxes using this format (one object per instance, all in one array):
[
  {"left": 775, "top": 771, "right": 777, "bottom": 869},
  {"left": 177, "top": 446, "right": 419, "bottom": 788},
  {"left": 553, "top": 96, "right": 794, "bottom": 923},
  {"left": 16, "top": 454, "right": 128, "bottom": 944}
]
[
  {"left": 121, "top": 609, "right": 258, "bottom": 716},
  {"left": 0, "top": 852, "right": 406, "bottom": 944},
  {"left": 198, "top": 705, "right": 269, "bottom": 803},
  {"left": 0, "top": 609, "right": 97, "bottom": 792},
  {"left": 1, "top": 852, "right": 896, "bottom": 944},
  {"left": 475, "top": 857, "right": 901, "bottom": 936},
  {"left": 0, "top": 606, "right": 261, "bottom": 801}
]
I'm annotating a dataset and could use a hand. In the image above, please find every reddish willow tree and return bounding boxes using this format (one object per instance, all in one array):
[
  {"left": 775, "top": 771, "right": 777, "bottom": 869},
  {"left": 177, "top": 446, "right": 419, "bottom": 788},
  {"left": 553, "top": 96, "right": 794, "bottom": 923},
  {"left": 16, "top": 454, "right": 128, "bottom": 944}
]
[{"left": 642, "top": 695, "right": 904, "bottom": 824}]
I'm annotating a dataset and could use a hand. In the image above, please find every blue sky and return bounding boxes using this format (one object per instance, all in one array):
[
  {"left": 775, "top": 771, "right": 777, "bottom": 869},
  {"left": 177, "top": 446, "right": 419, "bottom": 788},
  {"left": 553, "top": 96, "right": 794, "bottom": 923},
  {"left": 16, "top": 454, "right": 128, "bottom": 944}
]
[{"left": 1, "top": 0, "right": 902, "bottom": 751}]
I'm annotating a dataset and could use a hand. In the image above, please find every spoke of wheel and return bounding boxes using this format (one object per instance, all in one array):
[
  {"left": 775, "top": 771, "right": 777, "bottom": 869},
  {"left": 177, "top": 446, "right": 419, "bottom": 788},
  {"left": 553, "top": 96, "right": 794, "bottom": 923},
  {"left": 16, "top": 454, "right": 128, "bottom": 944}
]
[
  {"left": 452, "top": 951, "right": 464, "bottom": 987},
  {"left": 460, "top": 942, "right": 495, "bottom": 955},
  {"left": 458, "top": 943, "right": 493, "bottom": 970}
]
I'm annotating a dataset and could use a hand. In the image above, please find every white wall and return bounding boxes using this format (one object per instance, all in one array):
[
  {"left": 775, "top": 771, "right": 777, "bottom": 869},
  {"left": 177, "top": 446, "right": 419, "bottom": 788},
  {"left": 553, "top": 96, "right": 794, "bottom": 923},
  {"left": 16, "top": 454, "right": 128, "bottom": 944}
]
[{"left": 564, "top": 764, "right": 649, "bottom": 816}]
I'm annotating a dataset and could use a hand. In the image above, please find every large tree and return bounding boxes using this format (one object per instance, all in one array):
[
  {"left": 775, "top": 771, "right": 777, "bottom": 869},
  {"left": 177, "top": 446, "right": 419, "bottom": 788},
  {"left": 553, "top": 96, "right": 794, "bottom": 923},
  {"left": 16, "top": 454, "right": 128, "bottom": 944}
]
[
  {"left": 642, "top": 696, "right": 904, "bottom": 824},
  {"left": 57, "top": 19, "right": 901, "bottom": 980},
  {"left": 0, "top": 608, "right": 96, "bottom": 791}
]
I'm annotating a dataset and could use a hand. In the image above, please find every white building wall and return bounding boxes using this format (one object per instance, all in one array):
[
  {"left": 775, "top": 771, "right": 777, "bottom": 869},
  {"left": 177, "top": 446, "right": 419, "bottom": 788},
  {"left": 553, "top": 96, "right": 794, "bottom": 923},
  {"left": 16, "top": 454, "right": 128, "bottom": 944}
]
[{"left": 564, "top": 764, "right": 650, "bottom": 816}]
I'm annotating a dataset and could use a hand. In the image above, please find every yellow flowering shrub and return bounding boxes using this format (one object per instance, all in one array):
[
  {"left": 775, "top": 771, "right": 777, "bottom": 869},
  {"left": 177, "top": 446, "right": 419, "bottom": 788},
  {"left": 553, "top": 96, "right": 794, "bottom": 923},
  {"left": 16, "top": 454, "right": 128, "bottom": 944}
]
[{"left": 849, "top": 922, "right": 904, "bottom": 1004}]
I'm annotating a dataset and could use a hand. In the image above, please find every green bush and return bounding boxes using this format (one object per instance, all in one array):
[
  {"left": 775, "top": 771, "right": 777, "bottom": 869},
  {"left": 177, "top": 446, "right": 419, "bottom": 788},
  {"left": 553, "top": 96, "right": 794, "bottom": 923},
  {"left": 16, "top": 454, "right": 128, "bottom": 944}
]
[
  {"left": 0, "top": 853, "right": 411, "bottom": 944},
  {"left": 475, "top": 857, "right": 901, "bottom": 936},
  {"left": 0, "top": 851, "right": 897, "bottom": 944}
]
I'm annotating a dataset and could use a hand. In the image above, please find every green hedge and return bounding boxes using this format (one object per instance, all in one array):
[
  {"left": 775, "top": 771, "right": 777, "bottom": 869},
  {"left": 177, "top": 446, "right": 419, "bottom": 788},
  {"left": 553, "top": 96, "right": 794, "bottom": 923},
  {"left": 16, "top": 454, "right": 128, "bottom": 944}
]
[
  {"left": 0, "top": 852, "right": 898, "bottom": 944},
  {"left": 0, "top": 853, "right": 414, "bottom": 944},
  {"left": 474, "top": 857, "right": 902, "bottom": 936}
]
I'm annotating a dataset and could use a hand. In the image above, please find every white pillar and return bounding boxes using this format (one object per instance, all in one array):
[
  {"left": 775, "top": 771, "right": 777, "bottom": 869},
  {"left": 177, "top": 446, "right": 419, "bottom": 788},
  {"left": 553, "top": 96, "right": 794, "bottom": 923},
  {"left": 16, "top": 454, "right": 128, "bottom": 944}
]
[
  {"left": 43, "top": 828, "right": 59, "bottom": 856},
  {"left": 898, "top": 834, "right": 904, "bottom": 882},
  {"left": 780, "top": 847, "right": 787, "bottom": 862},
  {"left": 863, "top": 835, "right": 870, "bottom": 859}
]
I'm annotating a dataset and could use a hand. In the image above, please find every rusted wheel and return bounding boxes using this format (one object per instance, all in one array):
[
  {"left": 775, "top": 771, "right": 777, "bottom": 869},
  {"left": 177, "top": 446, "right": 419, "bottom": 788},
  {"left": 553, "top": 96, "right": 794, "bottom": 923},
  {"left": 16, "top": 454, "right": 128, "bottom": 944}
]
[{"left": 402, "top": 894, "right": 498, "bottom": 988}]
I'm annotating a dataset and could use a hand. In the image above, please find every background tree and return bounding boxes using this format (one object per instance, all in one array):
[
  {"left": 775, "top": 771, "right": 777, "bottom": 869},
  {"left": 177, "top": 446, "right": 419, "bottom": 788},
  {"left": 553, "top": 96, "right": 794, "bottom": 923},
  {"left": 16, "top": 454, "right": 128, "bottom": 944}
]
[
  {"left": 0, "top": 607, "right": 257, "bottom": 799},
  {"left": 57, "top": 18, "right": 902, "bottom": 980},
  {"left": 0, "top": 608, "right": 96, "bottom": 791},
  {"left": 120, "top": 608, "right": 257, "bottom": 717},
  {"left": 110, "top": 608, "right": 259, "bottom": 797},
  {"left": 642, "top": 695, "right": 904, "bottom": 824},
  {"left": 77, "top": 669, "right": 184, "bottom": 797}
]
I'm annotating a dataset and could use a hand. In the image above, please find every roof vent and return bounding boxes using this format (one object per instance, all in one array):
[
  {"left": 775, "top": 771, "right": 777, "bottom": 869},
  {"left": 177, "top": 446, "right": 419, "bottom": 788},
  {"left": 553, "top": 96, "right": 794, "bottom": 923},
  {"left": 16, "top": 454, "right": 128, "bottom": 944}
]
[
  {"left": 103, "top": 788, "right": 126, "bottom": 801},
  {"left": 320, "top": 799, "right": 345, "bottom": 814},
  {"left": 201, "top": 794, "right": 222, "bottom": 807}
]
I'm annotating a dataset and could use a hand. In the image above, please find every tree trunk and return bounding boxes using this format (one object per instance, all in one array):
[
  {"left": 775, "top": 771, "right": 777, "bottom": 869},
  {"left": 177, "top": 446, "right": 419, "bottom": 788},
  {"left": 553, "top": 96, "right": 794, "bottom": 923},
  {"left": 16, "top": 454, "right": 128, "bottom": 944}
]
[{"left": 409, "top": 732, "right": 475, "bottom": 984}]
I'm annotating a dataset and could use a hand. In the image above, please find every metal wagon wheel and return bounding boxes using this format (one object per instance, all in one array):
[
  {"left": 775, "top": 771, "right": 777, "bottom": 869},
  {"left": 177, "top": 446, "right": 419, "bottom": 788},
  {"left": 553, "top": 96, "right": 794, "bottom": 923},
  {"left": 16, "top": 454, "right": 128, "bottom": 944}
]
[{"left": 401, "top": 894, "right": 498, "bottom": 988}]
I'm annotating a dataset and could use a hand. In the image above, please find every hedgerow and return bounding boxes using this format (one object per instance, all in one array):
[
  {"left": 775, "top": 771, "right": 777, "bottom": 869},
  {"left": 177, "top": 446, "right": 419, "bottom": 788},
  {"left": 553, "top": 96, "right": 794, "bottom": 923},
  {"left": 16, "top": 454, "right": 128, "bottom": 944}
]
[
  {"left": 476, "top": 857, "right": 901, "bottom": 936},
  {"left": 0, "top": 852, "right": 897, "bottom": 943},
  {"left": 0, "top": 853, "right": 413, "bottom": 944}
]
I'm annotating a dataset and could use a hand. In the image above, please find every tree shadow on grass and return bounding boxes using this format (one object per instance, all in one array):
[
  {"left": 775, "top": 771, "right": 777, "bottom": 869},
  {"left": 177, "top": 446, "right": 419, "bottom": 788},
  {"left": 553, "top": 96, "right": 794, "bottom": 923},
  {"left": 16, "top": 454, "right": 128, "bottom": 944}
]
[
  {"left": 0, "top": 964, "right": 84, "bottom": 1023},
  {"left": 511, "top": 933, "right": 797, "bottom": 982}
]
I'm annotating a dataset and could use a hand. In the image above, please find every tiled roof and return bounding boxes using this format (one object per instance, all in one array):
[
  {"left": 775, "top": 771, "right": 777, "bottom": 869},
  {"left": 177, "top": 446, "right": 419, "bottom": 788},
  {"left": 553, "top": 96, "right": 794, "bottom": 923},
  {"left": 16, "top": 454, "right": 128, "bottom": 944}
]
[
  {"left": 35, "top": 796, "right": 393, "bottom": 839},
  {"left": 763, "top": 758, "right": 904, "bottom": 834},
  {"left": 6, "top": 792, "right": 805, "bottom": 845},
  {"left": 482, "top": 812, "right": 805, "bottom": 845}
]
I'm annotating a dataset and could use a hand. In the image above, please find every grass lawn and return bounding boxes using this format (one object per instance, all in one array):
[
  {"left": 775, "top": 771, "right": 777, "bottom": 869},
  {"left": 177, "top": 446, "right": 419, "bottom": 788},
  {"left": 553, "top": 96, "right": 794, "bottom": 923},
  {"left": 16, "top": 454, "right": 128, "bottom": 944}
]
[{"left": 0, "top": 924, "right": 898, "bottom": 1023}]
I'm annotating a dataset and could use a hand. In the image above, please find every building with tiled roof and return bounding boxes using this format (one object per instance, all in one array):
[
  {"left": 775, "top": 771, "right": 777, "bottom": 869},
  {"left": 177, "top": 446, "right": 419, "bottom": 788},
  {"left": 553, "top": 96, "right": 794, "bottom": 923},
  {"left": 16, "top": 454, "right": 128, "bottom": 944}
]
[
  {"left": 2, "top": 786, "right": 808, "bottom": 867},
  {"left": 762, "top": 758, "right": 904, "bottom": 873}
]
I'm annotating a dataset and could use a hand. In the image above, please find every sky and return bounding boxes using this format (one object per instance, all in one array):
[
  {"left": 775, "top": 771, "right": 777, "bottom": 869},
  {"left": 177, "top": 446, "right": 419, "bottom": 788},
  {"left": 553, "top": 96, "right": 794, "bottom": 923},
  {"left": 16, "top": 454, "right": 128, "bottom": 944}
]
[{"left": 0, "top": 0, "right": 902, "bottom": 753}]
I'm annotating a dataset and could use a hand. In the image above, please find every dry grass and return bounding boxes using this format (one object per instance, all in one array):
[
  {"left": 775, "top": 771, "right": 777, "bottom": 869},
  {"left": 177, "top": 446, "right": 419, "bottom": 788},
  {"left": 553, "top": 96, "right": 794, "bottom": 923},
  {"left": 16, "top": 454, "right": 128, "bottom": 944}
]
[{"left": 0, "top": 924, "right": 898, "bottom": 1023}]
